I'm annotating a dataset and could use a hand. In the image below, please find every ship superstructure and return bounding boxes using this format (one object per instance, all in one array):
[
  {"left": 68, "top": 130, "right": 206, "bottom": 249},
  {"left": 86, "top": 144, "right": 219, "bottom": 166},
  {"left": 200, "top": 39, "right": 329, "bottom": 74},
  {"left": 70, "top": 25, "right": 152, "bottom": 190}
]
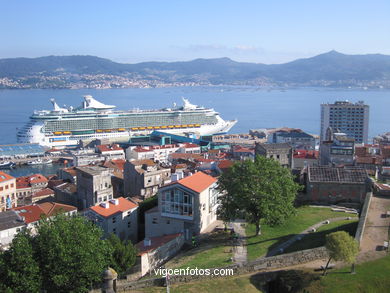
[{"left": 17, "top": 95, "right": 237, "bottom": 148}]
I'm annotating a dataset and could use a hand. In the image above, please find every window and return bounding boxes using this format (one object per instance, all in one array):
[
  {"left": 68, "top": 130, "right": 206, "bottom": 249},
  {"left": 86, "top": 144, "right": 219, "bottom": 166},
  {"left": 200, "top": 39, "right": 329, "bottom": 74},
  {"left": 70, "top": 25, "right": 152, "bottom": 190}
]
[
  {"left": 112, "top": 217, "right": 116, "bottom": 223},
  {"left": 10, "top": 183, "right": 14, "bottom": 188},
  {"left": 152, "top": 217, "right": 158, "bottom": 224},
  {"left": 166, "top": 220, "right": 170, "bottom": 224},
  {"left": 127, "top": 211, "right": 131, "bottom": 217},
  {"left": 127, "top": 221, "right": 131, "bottom": 228},
  {"left": 113, "top": 228, "right": 116, "bottom": 234},
  {"left": 5, "top": 185, "right": 8, "bottom": 190}
]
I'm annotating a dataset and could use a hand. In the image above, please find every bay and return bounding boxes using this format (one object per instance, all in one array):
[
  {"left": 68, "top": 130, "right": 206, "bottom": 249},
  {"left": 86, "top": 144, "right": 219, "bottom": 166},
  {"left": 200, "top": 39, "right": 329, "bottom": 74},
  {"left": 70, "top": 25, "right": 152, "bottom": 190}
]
[{"left": 0, "top": 86, "right": 389, "bottom": 147}]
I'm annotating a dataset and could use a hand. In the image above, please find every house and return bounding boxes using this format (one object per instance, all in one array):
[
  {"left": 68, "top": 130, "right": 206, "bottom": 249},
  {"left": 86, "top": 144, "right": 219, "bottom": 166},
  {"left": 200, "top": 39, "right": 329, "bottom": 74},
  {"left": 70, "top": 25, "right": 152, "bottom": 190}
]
[
  {"left": 305, "top": 166, "right": 369, "bottom": 204},
  {"left": 102, "top": 159, "right": 126, "bottom": 197},
  {"left": 53, "top": 182, "right": 78, "bottom": 208},
  {"left": 57, "top": 167, "right": 78, "bottom": 183},
  {"left": 136, "top": 233, "right": 185, "bottom": 277},
  {"left": 144, "top": 171, "right": 219, "bottom": 240},
  {"left": 232, "top": 145, "right": 255, "bottom": 160},
  {"left": 126, "top": 143, "right": 201, "bottom": 163},
  {"left": 0, "top": 172, "right": 17, "bottom": 212},
  {"left": 76, "top": 166, "right": 114, "bottom": 209},
  {"left": 319, "top": 131, "right": 355, "bottom": 166},
  {"left": 255, "top": 143, "right": 292, "bottom": 168},
  {"left": 124, "top": 160, "right": 171, "bottom": 199},
  {"left": 293, "top": 150, "right": 319, "bottom": 169},
  {"left": 31, "top": 188, "right": 55, "bottom": 203},
  {"left": 96, "top": 144, "right": 125, "bottom": 160},
  {"left": 85, "top": 197, "right": 138, "bottom": 242},
  {"left": 13, "top": 202, "right": 77, "bottom": 232},
  {"left": 267, "top": 128, "right": 315, "bottom": 150},
  {"left": 0, "top": 211, "right": 25, "bottom": 250},
  {"left": 15, "top": 174, "right": 48, "bottom": 206}
]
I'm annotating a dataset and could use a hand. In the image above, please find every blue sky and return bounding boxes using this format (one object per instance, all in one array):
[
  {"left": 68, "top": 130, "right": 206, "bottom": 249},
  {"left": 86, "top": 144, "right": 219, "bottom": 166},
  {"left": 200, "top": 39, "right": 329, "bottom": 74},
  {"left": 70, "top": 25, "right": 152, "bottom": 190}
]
[{"left": 1, "top": 0, "right": 389, "bottom": 64}]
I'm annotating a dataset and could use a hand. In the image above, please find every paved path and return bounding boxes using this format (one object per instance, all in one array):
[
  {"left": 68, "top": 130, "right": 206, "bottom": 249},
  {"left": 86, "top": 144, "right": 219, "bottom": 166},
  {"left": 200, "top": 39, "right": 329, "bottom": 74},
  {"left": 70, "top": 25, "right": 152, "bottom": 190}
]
[
  {"left": 358, "top": 194, "right": 390, "bottom": 262},
  {"left": 232, "top": 219, "right": 247, "bottom": 266},
  {"left": 266, "top": 216, "right": 358, "bottom": 257}
]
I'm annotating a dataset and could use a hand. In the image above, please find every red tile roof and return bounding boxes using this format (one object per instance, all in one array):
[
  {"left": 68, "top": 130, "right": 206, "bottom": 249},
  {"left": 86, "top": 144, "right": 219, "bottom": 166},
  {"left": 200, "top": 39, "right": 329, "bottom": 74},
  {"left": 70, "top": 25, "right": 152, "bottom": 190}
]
[
  {"left": 136, "top": 233, "right": 182, "bottom": 255},
  {"left": 16, "top": 174, "right": 48, "bottom": 189},
  {"left": 217, "top": 160, "right": 234, "bottom": 171},
  {"left": 97, "top": 144, "right": 124, "bottom": 153},
  {"left": 0, "top": 171, "right": 15, "bottom": 183},
  {"left": 13, "top": 202, "right": 76, "bottom": 223},
  {"left": 32, "top": 188, "right": 55, "bottom": 198},
  {"left": 38, "top": 202, "right": 77, "bottom": 217},
  {"left": 13, "top": 205, "right": 46, "bottom": 224},
  {"left": 103, "top": 159, "right": 126, "bottom": 171},
  {"left": 175, "top": 171, "right": 217, "bottom": 193},
  {"left": 293, "top": 150, "right": 319, "bottom": 159},
  {"left": 90, "top": 197, "right": 138, "bottom": 218}
]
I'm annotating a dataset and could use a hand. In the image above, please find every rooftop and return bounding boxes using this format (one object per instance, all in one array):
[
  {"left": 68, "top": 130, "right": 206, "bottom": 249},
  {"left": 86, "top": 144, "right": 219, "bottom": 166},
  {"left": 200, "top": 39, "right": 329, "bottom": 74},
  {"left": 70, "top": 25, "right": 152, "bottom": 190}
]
[
  {"left": 76, "top": 166, "right": 109, "bottom": 176},
  {"left": 136, "top": 233, "right": 182, "bottom": 255},
  {"left": 308, "top": 166, "right": 367, "bottom": 184},
  {"left": 167, "top": 171, "right": 217, "bottom": 193},
  {"left": 0, "top": 143, "right": 45, "bottom": 157},
  {"left": 0, "top": 171, "right": 15, "bottom": 183},
  {"left": 256, "top": 142, "right": 291, "bottom": 150},
  {"left": 96, "top": 144, "right": 124, "bottom": 153},
  {"left": 13, "top": 205, "right": 46, "bottom": 224},
  {"left": 0, "top": 211, "right": 25, "bottom": 230},
  {"left": 89, "top": 197, "right": 138, "bottom": 218},
  {"left": 16, "top": 174, "right": 48, "bottom": 189},
  {"left": 39, "top": 202, "right": 77, "bottom": 217}
]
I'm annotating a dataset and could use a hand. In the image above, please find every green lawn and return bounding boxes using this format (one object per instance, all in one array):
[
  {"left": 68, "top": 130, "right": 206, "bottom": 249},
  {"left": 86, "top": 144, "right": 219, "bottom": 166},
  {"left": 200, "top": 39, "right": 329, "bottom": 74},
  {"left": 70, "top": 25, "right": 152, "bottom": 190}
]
[
  {"left": 283, "top": 219, "right": 358, "bottom": 254},
  {"left": 305, "top": 254, "right": 390, "bottom": 293},
  {"left": 166, "top": 231, "right": 233, "bottom": 270},
  {"left": 246, "top": 206, "right": 353, "bottom": 260},
  {"left": 141, "top": 274, "right": 265, "bottom": 293}
]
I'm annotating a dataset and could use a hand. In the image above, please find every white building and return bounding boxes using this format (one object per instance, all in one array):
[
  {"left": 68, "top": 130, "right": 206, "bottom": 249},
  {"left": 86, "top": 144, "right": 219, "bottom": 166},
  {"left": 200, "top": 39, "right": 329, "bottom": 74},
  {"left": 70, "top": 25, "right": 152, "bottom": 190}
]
[
  {"left": 0, "top": 211, "right": 25, "bottom": 250},
  {"left": 86, "top": 197, "right": 138, "bottom": 242},
  {"left": 126, "top": 143, "right": 201, "bottom": 163},
  {"left": 320, "top": 101, "right": 369, "bottom": 144},
  {"left": 0, "top": 172, "right": 17, "bottom": 212},
  {"left": 145, "top": 171, "right": 219, "bottom": 240}
]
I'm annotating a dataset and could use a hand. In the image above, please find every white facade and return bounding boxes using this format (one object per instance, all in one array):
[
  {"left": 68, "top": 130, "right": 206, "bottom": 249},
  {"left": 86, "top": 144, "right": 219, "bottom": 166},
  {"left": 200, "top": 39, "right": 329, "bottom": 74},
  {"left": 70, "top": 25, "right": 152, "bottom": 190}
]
[
  {"left": 320, "top": 101, "right": 369, "bottom": 144},
  {"left": 86, "top": 197, "right": 138, "bottom": 242}
]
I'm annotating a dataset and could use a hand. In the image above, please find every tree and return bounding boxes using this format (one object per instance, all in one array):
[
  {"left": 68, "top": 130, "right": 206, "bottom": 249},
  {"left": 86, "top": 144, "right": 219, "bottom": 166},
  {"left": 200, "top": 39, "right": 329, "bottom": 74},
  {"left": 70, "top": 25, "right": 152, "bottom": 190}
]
[
  {"left": 33, "top": 215, "right": 112, "bottom": 293},
  {"left": 0, "top": 231, "right": 41, "bottom": 293},
  {"left": 108, "top": 233, "right": 137, "bottom": 275},
  {"left": 218, "top": 155, "right": 301, "bottom": 235},
  {"left": 323, "top": 231, "right": 359, "bottom": 276}
]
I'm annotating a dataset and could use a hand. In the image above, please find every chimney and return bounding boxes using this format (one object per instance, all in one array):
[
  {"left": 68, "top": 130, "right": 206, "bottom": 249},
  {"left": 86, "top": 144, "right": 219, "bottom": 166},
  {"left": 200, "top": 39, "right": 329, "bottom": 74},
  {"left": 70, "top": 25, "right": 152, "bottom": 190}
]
[
  {"left": 177, "top": 171, "right": 184, "bottom": 179},
  {"left": 100, "top": 202, "right": 110, "bottom": 209},
  {"left": 171, "top": 173, "right": 179, "bottom": 182},
  {"left": 109, "top": 199, "right": 119, "bottom": 205},
  {"left": 144, "top": 238, "right": 151, "bottom": 247}
]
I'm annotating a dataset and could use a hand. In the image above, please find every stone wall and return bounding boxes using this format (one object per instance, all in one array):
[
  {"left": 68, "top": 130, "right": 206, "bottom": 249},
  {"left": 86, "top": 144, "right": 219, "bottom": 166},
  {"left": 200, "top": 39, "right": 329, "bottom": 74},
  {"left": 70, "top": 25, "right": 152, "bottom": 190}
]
[
  {"left": 105, "top": 246, "right": 329, "bottom": 292},
  {"left": 355, "top": 192, "right": 372, "bottom": 245}
]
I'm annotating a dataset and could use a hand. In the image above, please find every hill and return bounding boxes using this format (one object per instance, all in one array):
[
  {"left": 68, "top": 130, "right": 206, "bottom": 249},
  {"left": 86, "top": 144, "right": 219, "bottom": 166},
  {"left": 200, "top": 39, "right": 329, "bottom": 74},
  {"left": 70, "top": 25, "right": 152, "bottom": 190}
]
[{"left": 1, "top": 51, "right": 390, "bottom": 88}]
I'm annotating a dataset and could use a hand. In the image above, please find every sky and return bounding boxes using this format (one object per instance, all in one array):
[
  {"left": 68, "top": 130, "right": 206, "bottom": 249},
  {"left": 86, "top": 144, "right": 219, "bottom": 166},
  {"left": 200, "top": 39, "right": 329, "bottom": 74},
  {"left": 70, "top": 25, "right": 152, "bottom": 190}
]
[{"left": 1, "top": 0, "right": 390, "bottom": 64}]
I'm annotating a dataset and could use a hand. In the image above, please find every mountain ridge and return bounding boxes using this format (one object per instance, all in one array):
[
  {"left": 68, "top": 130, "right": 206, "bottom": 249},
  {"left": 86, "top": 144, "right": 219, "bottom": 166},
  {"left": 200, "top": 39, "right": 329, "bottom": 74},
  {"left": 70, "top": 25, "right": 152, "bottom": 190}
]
[{"left": 1, "top": 51, "right": 390, "bottom": 88}]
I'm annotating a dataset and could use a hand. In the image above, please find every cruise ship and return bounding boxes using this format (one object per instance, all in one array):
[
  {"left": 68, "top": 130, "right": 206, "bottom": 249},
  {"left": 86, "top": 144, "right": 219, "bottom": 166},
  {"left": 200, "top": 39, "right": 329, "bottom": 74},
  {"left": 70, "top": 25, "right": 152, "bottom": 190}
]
[{"left": 17, "top": 95, "right": 237, "bottom": 148}]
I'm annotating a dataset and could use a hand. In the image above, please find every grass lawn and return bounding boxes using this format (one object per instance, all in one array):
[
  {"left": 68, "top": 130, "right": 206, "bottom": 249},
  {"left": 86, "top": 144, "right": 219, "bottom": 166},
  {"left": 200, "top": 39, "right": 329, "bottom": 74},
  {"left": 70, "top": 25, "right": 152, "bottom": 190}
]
[
  {"left": 305, "top": 254, "right": 390, "bottom": 293},
  {"left": 141, "top": 274, "right": 265, "bottom": 293},
  {"left": 166, "top": 230, "right": 233, "bottom": 270},
  {"left": 245, "top": 206, "right": 353, "bottom": 260},
  {"left": 283, "top": 219, "right": 358, "bottom": 254}
]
